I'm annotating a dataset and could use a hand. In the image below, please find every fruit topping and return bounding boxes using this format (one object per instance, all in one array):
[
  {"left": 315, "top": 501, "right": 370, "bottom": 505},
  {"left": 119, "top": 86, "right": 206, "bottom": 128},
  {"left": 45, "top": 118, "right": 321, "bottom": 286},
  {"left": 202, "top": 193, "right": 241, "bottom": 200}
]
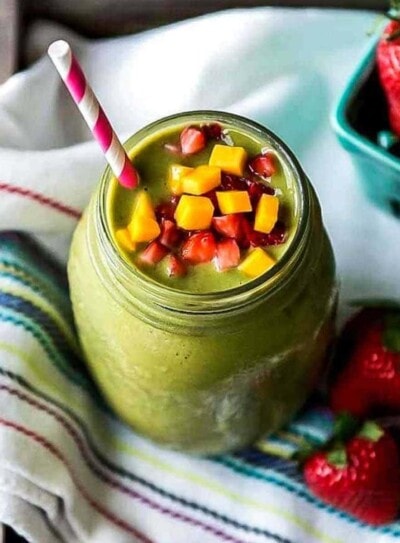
[
  {"left": 133, "top": 190, "right": 157, "bottom": 221},
  {"left": 115, "top": 228, "right": 136, "bottom": 252},
  {"left": 129, "top": 216, "right": 161, "bottom": 243},
  {"left": 159, "top": 219, "right": 183, "bottom": 249},
  {"left": 128, "top": 191, "right": 160, "bottom": 242},
  {"left": 216, "top": 190, "right": 252, "bottom": 214},
  {"left": 212, "top": 214, "right": 242, "bottom": 239},
  {"left": 220, "top": 172, "right": 248, "bottom": 191},
  {"left": 180, "top": 126, "right": 206, "bottom": 155},
  {"left": 209, "top": 144, "right": 248, "bottom": 176},
  {"left": 238, "top": 247, "right": 276, "bottom": 277},
  {"left": 168, "top": 165, "right": 193, "bottom": 195},
  {"left": 155, "top": 197, "right": 180, "bottom": 222},
  {"left": 181, "top": 231, "right": 217, "bottom": 264},
  {"left": 174, "top": 195, "right": 215, "bottom": 230},
  {"left": 166, "top": 254, "right": 187, "bottom": 277},
  {"left": 254, "top": 194, "right": 279, "bottom": 234},
  {"left": 248, "top": 153, "right": 276, "bottom": 179},
  {"left": 118, "top": 126, "right": 288, "bottom": 280},
  {"left": 181, "top": 165, "right": 221, "bottom": 195},
  {"left": 138, "top": 241, "right": 169, "bottom": 264},
  {"left": 214, "top": 239, "right": 241, "bottom": 271},
  {"left": 247, "top": 179, "right": 275, "bottom": 205}
]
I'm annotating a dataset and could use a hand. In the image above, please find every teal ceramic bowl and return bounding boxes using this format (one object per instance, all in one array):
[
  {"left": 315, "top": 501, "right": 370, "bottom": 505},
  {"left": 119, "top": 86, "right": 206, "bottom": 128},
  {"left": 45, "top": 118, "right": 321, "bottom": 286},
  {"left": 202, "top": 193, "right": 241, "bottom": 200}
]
[{"left": 332, "top": 35, "right": 400, "bottom": 218}]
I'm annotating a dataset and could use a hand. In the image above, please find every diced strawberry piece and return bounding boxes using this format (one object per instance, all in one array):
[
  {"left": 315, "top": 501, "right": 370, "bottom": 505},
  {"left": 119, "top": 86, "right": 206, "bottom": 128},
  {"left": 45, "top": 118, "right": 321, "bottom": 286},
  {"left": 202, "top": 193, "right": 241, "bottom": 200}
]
[
  {"left": 164, "top": 143, "right": 182, "bottom": 155},
  {"left": 139, "top": 241, "right": 169, "bottom": 265},
  {"left": 181, "top": 231, "right": 217, "bottom": 264},
  {"left": 247, "top": 179, "right": 275, "bottom": 206},
  {"left": 214, "top": 239, "right": 240, "bottom": 271},
  {"left": 203, "top": 123, "right": 223, "bottom": 140},
  {"left": 237, "top": 216, "right": 252, "bottom": 249},
  {"left": 155, "top": 197, "right": 180, "bottom": 221},
  {"left": 180, "top": 126, "right": 206, "bottom": 155},
  {"left": 248, "top": 154, "right": 276, "bottom": 178},
  {"left": 220, "top": 173, "right": 248, "bottom": 191},
  {"left": 212, "top": 214, "right": 242, "bottom": 239},
  {"left": 166, "top": 254, "right": 187, "bottom": 277},
  {"left": 159, "top": 219, "right": 183, "bottom": 249}
]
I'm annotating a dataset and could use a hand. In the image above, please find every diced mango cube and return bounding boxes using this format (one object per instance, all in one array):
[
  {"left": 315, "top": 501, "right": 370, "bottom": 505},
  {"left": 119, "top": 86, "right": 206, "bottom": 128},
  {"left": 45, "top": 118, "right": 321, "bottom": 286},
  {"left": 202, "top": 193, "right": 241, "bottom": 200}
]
[
  {"left": 134, "top": 191, "right": 156, "bottom": 221},
  {"left": 168, "top": 164, "right": 194, "bottom": 195},
  {"left": 174, "top": 195, "right": 214, "bottom": 230},
  {"left": 216, "top": 191, "right": 252, "bottom": 214},
  {"left": 209, "top": 144, "right": 248, "bottom": 176},
  {"left": 181, "top": 165, "right": 221, "bottom": 195},
  {"left": 128, "top": 215, "right": 161, "bottom": 243},
  {"left": 254, "top": 194, "right": 279, "bottom": 234},
  {"left": 238, "top": 248, "right": 276, "bottom": 278},
  {"left": 115, "top": 228, "right": 136, "bottom": 252}
]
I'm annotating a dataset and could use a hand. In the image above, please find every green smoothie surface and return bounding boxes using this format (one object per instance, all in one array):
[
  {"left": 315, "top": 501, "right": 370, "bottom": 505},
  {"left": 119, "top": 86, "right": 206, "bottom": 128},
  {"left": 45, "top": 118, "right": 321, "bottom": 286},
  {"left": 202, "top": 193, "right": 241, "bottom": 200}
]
[{"left": 107, "top": 119, "right": 299, "bottom": 293}]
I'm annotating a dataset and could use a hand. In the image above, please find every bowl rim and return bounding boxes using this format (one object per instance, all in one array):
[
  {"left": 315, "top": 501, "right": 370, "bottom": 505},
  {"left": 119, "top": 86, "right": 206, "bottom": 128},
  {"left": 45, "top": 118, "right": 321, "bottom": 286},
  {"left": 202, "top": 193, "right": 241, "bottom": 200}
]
[{"left": 331, "top": 33, "right": 400, "bottom": 174}]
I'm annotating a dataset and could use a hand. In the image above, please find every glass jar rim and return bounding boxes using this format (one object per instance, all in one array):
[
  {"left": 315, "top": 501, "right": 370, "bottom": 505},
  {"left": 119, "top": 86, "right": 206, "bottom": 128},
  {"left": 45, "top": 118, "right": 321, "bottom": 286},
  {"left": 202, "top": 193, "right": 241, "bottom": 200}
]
[{"left": 95, "top": 110, "right": 311, "bottom": 314}]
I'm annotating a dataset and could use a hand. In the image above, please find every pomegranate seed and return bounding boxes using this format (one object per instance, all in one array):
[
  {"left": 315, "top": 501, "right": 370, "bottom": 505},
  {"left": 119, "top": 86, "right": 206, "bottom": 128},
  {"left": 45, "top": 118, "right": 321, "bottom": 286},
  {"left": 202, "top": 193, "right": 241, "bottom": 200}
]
[
  {"left": 180, "top": 126, "right": 206, "bottom": 155},
  {"left": 166, "top": 254, "right": 187, "bottom": 277},
  {"left": 265, "top": 221, "right": 287, "bottom": 245},
  {"left": 203, "top": 123, "right": 223, "bottom": 140},
  {"left": 159, "top": 219, "right": 183, "bottom": 249},
  {"left": 155, "top": 197, "right": 180, "bottom": 222},
  {"left": 247, "top": 179, "right": 275, "bottom": 206},
  {"left": 203, "top": 189, "right": 219, "bottom": 210},
  {"left": 248, "top": 154, "right": 276, "bottom": 178},
  {"left": 220, "top": 173, "right": 248, "bottom": 191}
]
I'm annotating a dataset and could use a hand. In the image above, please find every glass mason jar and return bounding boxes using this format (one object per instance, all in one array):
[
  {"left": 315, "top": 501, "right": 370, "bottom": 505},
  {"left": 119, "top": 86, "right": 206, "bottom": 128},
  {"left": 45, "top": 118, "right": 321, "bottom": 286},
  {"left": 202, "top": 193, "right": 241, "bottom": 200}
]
[{"left": 68, "top": 111, "right": 337, "bottom": 454}]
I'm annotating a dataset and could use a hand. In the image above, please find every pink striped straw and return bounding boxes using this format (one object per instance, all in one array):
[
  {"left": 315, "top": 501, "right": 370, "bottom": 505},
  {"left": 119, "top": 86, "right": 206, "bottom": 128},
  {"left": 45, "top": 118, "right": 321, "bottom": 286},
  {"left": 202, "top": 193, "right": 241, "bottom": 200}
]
[{"left": 48, "top": 40, "right": 139, "bottom": 189}]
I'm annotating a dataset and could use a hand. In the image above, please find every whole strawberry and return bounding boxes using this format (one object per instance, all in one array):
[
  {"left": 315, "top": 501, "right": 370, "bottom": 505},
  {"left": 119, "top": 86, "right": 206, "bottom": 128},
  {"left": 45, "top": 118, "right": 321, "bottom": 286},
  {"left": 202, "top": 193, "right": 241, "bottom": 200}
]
[
  {"left": 330, "top": 307, "right": 400, "bottom": 417},
  {"left": 377, "top": 4, "right": 400, "bottom": 137},
  {"left": 304, "top": 422, "right": 400, "bottom": 525}
]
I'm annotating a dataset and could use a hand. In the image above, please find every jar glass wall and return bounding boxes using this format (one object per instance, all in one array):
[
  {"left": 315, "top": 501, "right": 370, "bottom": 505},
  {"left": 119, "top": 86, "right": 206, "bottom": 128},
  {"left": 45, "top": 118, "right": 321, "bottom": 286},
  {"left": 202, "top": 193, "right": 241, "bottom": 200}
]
[{"left": 68, "top": 112, "right": 337, "bottom": 454}]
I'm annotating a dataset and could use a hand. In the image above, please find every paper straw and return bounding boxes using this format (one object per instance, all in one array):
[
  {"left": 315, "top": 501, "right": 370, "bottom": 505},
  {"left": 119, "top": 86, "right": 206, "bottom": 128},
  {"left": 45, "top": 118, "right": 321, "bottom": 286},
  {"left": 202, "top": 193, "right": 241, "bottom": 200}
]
[{"left": 48, "top": 40, "right": 139, "bottom": 189}]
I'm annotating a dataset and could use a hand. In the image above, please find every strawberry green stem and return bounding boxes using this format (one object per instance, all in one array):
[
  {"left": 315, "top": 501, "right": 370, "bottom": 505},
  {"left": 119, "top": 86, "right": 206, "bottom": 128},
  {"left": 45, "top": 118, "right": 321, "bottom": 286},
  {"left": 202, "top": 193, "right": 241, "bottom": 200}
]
[{"left": 358, "top": 421, "right": 384, "bottom": 442}]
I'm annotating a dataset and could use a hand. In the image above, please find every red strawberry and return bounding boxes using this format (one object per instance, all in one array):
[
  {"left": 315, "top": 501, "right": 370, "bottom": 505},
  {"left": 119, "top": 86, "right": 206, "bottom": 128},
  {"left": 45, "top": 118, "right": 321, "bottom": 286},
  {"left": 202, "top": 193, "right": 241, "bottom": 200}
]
[
  {"left": 180, "top": 126, "right": 206, "bottom": 155},
  {"left": 330, "top": 307, "right": 400, "bottom": 417},
  {"left": 181, "top": 231, "right": 216, "bottom": 264},
  {"left": 166, "top": 254, "right": 187, "bottom": 277},
  {"left": 248, "top": 153, "right": 276, "bottom": 179},
  {"left": 212, "top": 214, "right": 242, "bottom": 239},
  {"left": 303, "top": 421, "right": 400, "bottom": 525},
  {"left": 159, "top": 219, "right": 183, "bottom": 249},
  {"left": 377, "top": 19, "right": 400, "bottom": 137},
  {"left": 139, "top": 241, "right": 169, "bottom": 265},
  {"left": 214, "top": 239, "right": 240, "bottom": 271}
]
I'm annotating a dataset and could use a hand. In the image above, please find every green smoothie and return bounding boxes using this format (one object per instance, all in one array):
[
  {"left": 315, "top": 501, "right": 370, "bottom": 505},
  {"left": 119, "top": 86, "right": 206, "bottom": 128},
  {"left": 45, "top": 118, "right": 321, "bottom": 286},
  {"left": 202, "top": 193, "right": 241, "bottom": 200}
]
[
  {"left": 108, "top": 121, "right": 298, "bottom": 292},
  {"left": 68, "top": 111, "right": 336, "bottom": 454}
]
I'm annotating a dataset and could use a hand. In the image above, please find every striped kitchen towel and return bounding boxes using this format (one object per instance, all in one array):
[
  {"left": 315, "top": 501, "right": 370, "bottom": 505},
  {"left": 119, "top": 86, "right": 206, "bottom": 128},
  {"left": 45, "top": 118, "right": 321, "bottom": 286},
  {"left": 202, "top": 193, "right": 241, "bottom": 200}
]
[
  {"left": 0, "top": 231, "right": 399, "bottom": 543},
  {"left": 2, "top": 6, "right": 400, "bottom": 543}
]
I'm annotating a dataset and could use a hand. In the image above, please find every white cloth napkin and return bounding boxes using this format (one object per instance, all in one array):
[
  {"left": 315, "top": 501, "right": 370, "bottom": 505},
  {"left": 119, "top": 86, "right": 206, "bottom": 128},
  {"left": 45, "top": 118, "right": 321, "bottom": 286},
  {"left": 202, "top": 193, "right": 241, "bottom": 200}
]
[{"left": 1, "top": 7, "right": 400, "bottom": 543}]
